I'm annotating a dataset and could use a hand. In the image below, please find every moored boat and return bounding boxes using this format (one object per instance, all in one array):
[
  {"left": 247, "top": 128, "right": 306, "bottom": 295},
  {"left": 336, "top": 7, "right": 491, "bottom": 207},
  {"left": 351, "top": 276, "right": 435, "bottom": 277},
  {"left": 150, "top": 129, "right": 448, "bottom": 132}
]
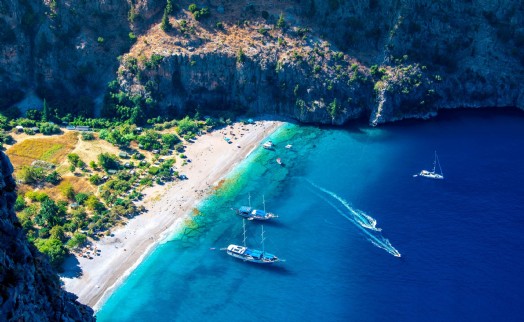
[
  {"left": 226, "top": 220, "right": 280, "bottom": 264},
  {"left": 262, "top": 141, "right": 273, "bottom": 149},
  {"left": 236, "top": 195, "right": 278, "bottom": 220},
  {"left": 414, "top": 151, "right": 444, "bottom": 179}
]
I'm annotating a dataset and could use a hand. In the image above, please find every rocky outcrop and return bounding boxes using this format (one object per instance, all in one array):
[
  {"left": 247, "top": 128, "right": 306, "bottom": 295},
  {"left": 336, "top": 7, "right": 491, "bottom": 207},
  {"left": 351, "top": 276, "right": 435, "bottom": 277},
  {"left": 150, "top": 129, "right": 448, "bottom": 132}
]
[
  {"left": 0, "top": 152, "right": 95, "bottom": 321},
  {"left": 1, "top": 0, "right": 523, "bottom": 124}
]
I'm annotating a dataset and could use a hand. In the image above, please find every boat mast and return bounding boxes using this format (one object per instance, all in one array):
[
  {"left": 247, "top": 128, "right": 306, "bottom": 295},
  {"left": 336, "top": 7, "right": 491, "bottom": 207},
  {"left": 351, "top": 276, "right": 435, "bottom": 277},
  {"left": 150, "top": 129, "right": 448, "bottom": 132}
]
[
  {"left": 261, "top": 225, "right": 265, "bottom": 254},
  {"left": 242, "top": 219, "right": 247, "bottom": 247},
  {"left": 248, "top": 193, "right": 251, "bottom": 208},
  {"left": 432, "top": 151, "right": 437, "bottom": 173},
  {"left": 263, "top": 195, "right": 266, "bottom": 213},
  {"left": 436, "top": 152, "right": 444, "bottom": 176}
]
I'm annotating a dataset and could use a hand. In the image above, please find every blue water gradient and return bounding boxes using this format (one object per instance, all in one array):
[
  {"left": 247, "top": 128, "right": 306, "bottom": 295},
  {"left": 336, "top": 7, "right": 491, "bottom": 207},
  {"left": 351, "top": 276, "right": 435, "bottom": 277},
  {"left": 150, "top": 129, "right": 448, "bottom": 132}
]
[{"left": 97, "top": 110, "right": 524, "bottom": 321}]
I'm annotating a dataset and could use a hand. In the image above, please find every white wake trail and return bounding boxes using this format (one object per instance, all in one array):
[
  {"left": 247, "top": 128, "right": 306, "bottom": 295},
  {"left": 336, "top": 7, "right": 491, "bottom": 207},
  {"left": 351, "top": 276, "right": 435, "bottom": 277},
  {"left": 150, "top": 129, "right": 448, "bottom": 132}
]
[
  {"left": 308, "top": 181, "right": 401, "bottom": 258},
  {"left": 308, "top": 180, "right": 382, "bottom": 231}
]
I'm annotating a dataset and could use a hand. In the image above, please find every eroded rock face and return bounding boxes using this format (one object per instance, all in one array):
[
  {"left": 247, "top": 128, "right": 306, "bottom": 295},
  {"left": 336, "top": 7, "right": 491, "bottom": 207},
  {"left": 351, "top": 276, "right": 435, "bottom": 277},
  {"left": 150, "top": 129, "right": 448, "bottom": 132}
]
[
  {"left": 0, "top": 152, "right": 95, "bottom": 321},
  {"left": 1, "top": 0, "right": 523, "bottom": 124}
]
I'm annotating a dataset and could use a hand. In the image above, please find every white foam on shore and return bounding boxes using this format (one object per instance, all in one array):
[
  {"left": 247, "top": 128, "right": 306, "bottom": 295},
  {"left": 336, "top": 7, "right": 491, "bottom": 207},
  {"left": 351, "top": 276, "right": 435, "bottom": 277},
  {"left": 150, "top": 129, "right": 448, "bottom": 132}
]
[{"left": 68, "top": 120, "right": 285, "bottom": 311}]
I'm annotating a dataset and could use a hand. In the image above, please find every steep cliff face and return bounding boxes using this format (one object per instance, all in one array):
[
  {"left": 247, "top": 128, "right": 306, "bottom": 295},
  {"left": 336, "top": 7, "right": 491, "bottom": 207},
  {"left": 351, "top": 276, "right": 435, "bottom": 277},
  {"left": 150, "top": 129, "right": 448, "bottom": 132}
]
[
  {"left": 1, "top": 0, "right": 523, "bottom": 124},
  {"left": 0, "top": 152, "right": 95, "bottom": 321}
]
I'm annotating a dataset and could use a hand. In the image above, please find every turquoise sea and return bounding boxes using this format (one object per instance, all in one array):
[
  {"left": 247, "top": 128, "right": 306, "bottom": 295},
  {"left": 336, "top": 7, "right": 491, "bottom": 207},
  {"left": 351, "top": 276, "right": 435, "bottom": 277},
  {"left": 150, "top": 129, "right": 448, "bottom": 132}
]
[{"left": 97, "top": 109, "right": 524, "bottom": 321}]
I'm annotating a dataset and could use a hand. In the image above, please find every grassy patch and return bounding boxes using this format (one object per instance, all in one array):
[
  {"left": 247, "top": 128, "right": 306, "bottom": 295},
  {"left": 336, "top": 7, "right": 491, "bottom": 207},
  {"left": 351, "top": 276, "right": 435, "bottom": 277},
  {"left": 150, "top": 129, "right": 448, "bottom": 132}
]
[
  {"left": 42, "top": 176, "right": 96, "bottom": 201},
  {"left": 7, "top": 132, "right": 78, "bottom": 168}
]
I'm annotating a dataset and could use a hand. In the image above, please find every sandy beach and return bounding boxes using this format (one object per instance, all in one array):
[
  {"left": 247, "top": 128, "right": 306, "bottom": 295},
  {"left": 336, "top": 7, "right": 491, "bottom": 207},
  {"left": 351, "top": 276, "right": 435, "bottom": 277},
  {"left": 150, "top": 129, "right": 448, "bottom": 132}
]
[{"left": 60, "top": 119, "right": 283, "bottom": 310}]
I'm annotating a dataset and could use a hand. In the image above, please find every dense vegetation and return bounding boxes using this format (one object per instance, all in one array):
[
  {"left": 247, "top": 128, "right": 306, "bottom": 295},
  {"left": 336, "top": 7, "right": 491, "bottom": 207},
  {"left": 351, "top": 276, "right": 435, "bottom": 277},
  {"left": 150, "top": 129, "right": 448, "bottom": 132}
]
[{"left": 1, "top": 93, "right": 234, "bottom": 269}]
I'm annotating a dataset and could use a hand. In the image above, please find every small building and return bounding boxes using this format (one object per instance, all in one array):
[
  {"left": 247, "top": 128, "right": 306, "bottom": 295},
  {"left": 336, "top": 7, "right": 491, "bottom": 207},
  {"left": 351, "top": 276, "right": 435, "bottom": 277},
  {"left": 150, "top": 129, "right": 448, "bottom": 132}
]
[
  {"left": 107, "top": 169, "right": 117, "bottom": 174},
  {"left": 76, "top": 126, "right": 90, "bottom": 131},
  {"left": 135, "top": 127, "right": 142, "bottom": 133},
  {"left": 152, "top": 149, "right": 159, "bottom": 154},
  {"left": 31, "top": 127, "right": 39, "bottom": 133},
  {"left": 66, "top": 125, "right": 76, "bottom": 130},
  {"left": 101, "top": 175, "right": 109, "bottom": 181},
  {"left": 124, "top": 162, "right": 131, "bottom": 168},
  {"left": 15, "top": 125, "right": 24, "bottom": 132},
  {"left": 119, "top": 152, "right": 128, "bottom": 158},
  {"left": 70, "top": 203, "right": 79, "bottom": 209}
]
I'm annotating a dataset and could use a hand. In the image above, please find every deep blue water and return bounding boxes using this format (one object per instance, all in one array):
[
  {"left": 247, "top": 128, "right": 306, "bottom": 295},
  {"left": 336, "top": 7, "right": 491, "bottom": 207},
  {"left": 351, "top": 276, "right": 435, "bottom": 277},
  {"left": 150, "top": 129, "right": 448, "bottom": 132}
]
[{"left": 97, "top": 110, "right": 524, "bottom": 321}]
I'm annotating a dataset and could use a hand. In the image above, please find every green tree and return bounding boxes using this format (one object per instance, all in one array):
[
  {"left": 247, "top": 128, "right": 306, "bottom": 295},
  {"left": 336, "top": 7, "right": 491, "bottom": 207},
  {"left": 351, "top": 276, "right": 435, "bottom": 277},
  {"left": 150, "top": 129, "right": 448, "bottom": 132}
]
[
  {"left": 85, "top": 195, "right": 105, "bottom": 212},
  {"left": 42, "top": 98, "right": 49, "bottom": 122},
  {"left": 66, "top": 233, "right": 87, "bottom": 249},
  {"left": 98, "top": 153, "right": 120, "bottom": 171},
  {"left": 67, "top": 153, "right": 81, "bottom": 166},
  {"left": 160, "top": 9, "right": 171, "bottom": 32},
  {"left": 60, "top": 182, "right": 75, "bottom": 200},
  {"left": 15, "top": 195, "right": 26, "bottom": 211},
  {"left": 35, "top": 198, "right": 62, "bottom": 228},
  {"left": 162, "top": 133, "right": 180, "bottom": 148},
  {"left": 276, "top": 12, "right": 285, "bottom": 29},
  {"left": 49, "top": 225, "right": 66, "bottom": 242},
  {"left": 329, "top": 98, "right": 341, "bottom": 120},
  {"left": 45, "top": 171, "right": 61, "bottom": 185},
  {"left": 34, "top": 237, "right": 67, "bottom": 268}
]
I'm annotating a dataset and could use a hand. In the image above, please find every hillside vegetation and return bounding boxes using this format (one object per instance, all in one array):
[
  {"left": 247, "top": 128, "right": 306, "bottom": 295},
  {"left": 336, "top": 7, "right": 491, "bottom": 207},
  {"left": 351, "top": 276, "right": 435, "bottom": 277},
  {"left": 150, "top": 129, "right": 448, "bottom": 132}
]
[{"left": 0, "top": 0, "right": 522, "bottom": 126}]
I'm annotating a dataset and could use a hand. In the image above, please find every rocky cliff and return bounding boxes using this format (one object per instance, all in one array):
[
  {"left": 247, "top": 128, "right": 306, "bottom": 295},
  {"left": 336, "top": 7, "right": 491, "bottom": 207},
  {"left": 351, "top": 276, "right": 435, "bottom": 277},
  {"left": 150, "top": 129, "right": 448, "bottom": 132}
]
[
  {"left": 0, "top": 152, "right": 95, "bottom": 321},
  {"left": 1, "top": 0, "right": 523, "bottom": 124}
]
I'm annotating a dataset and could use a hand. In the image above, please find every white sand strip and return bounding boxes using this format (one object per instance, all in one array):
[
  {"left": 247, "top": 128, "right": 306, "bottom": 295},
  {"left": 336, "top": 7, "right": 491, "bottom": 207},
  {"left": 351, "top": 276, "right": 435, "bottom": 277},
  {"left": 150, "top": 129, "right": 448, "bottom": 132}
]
[{"left": 60, "top": 120, "right": 283, "bottom": 310}]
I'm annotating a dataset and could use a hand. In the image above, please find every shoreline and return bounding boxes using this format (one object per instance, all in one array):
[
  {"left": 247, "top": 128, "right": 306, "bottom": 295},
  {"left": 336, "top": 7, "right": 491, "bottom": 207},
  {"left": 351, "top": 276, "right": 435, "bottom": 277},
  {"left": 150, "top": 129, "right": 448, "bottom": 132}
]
[{"left": 60, "top": 119, "right": 284, "bottom": 310}]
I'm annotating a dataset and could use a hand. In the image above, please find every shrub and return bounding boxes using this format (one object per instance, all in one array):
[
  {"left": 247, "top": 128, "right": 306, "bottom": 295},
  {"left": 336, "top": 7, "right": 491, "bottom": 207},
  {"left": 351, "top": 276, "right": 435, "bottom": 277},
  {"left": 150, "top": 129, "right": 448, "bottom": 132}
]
[
  {"left": 148, "top": 166, "right": 160, "bottom": 175},
  {"left": 39, "top": 123, "right": 61, "bottom": 135},
  {"left": 81, "top": 132, "right": 95, "bottom": 140},
  {"left": 188, "top": 4, "right": 198, "bottom": 13},
  {"left": 237, "top": 48, "right": 245, "bottom": 63},
  {"left": 161, "top": 9, "right": 172, "bottom": 31},
  {"left": 75, "top": 192, "right": 89, "bottom": 205},
  {"left": 15, "top": 195, "right": 26, "bottom": 211},
  {"left": 97, "top": 37, "right": 104, "bottom": 44},
  {"left": 34, "top": 237, "right": 67, "bottom": 268},
  {"left": 89, "top": 174, "right": 103, "bottom": 185},
  {"left": 17, "top": 166, "right": 46, "bottom": 184},
  {"left": 193, "top": 7, "right": 210, "bottom": 20},
  {"left": 26, "top": 190, "right": 49, "bottom": 202},
  {"left": 66, "top": 233, "right": 87, "bottom": 249},
  {"left": 98, "top": 153, "right": 120, "bottom": 170},
  {"left": 45, "top": 171, "right": 61, "bottom": 185},
  {"left": 26, "top": 109, "right": 42, "bottom": 121},
  {"left": 276, "top": 12, "right": 285, "bottom": 29},
  {"left": 60, "top": 182, "right": 75, "bottom": 200},
  {"left": 176, "top": 116, "right": 199, "bottom": 135}
]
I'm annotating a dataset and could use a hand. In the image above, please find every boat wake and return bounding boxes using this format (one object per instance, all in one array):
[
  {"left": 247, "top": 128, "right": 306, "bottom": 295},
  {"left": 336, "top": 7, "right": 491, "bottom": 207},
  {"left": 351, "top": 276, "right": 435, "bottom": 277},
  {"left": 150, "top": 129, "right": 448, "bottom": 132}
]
[
  {"left": 307, "top": 181, "right": 401, "bottom": 258},
  {"left": 309, "top": 181, "right": 382, "bottom": 231}
]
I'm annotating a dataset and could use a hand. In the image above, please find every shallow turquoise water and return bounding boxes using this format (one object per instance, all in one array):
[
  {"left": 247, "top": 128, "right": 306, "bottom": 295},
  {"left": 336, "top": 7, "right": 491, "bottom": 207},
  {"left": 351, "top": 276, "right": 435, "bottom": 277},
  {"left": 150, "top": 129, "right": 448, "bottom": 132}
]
[{"left": 98, "top": 110, "right": 524, "bottom": 321}]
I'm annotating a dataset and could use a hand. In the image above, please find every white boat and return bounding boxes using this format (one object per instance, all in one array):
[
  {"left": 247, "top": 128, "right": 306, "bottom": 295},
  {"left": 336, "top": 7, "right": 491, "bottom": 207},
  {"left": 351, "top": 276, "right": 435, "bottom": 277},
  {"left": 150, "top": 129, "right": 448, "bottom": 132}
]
[
  {"left": 276, "top": 158, "right": 282, "bottom": 165},
  {"left": 285, "top": 144, "right": 292, "bottom": 149},
  {"left": 262, "top": 141, "right": 273, "bottom": 149},
  {"left": 226, "top": 219, "right": 280, "bottom": 264},
  {"left": 414, "top": 151, "right": 444, "bottom": 179}
]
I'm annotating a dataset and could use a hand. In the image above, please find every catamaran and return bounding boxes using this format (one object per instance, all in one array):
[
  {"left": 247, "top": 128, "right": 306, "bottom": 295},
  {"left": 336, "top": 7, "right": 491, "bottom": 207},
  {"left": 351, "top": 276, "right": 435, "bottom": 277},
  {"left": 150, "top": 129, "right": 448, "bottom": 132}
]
[
  {"left": 414, "top": 151, "right": 444, "bottom": 179},
  {"left": 226, "top": 220, "right": 280, "bottom": 264},
  {"left": 235, "top": 194, "right": 278, "bottom": 220}
]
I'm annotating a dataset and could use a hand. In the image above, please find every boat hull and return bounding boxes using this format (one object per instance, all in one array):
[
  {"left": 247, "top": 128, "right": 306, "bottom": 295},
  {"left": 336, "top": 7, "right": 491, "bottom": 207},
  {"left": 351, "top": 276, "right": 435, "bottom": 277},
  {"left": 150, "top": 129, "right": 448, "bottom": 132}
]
[{"left": 226, "top": 245, "right": 279, "bottom": 264}]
